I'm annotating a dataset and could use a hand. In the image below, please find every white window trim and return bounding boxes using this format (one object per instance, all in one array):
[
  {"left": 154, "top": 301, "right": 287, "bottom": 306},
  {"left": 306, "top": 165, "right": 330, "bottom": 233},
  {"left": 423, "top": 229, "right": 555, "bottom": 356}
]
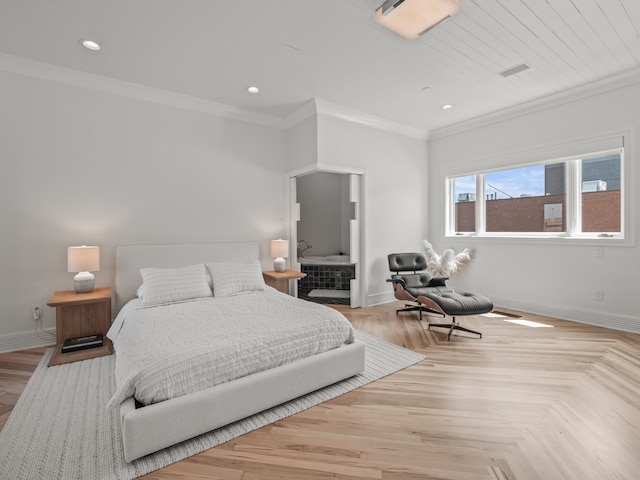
[{"left": 443, "top": 131, "right": 632, "bottom": 246}]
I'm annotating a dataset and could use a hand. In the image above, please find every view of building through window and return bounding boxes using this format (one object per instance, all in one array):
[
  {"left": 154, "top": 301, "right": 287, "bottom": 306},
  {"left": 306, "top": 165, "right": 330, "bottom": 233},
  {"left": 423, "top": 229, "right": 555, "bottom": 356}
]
[
  {"left": 581, "top": 154, "right": 621, "bottom": 233},
  {"left": 453, "top": 175, "right": 476, "bottom": 232},
  {"left": 452, "top": 151, "right": 622, "bottom": 236}
]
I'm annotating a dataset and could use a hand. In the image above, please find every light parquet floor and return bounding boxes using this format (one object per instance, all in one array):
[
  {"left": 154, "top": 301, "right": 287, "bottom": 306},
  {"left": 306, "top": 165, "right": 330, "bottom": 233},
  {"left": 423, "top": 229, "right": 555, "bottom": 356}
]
[{"left": 1, "top": 304, "right": 640, "bottom": 479}]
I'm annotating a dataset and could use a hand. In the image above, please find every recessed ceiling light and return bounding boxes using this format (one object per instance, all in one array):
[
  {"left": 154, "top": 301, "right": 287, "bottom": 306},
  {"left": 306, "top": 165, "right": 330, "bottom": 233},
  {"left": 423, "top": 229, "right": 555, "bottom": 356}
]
[
  {"left": 442, "top": 104, "right": 453, "bottom": 110},
  {"left": 246, "top": 86, "right": 260, "bottom": 94},
  {"left": 81, "top": 39, "right": 101, "bottom": 51}
]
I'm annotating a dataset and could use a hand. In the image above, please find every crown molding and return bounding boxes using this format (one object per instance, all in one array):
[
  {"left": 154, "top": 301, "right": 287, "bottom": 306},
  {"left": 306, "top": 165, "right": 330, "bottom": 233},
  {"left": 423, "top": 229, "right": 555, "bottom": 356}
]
[
  {"left": 0, "top": 52, "right": 285, "bottom": 129},
  {"left": 430, "top": 67, "right": 640, "bottom": 141},
  {"left": 313, "top": 99, "right": 430, "bottom": 140},
  {"left": 4, "top": 53, "right": 637, "bottom": 143},
  {"left": 282, "top": 98, "right": 430, "bottom": 139},
  {"left": 282, "top": 99, "right": 319, "bottom": 128},
  {"left": 0, "top": 53, "right": 432, "bottom": 140}
]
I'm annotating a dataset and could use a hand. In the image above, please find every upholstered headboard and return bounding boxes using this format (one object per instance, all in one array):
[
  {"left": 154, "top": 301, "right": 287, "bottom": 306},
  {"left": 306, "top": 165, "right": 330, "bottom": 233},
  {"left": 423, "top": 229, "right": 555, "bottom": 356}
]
[{"left": 114, "top": 242, "right": 260, "bottom": 313}]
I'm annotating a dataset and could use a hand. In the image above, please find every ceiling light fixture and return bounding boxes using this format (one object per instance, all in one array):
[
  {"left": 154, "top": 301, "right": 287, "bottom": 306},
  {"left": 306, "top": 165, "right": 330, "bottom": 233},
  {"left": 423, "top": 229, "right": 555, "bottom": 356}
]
[
  {"left": 246, "top": 86, "right": 260, "bottom": 94},
  {"left": 441, "top": 104, "right": 453, "bottom": 110},
  {"left": 81, "top": 39, "right": 101, "bottom": 51},
  {"left": 375, "top": 0, "right": 461, "bottom": 40}
]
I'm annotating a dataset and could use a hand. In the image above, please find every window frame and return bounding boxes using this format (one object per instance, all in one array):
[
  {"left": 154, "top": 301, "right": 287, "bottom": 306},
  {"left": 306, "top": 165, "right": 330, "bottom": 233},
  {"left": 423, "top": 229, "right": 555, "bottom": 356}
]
[{"left": 444, "top": 134, "right": 631, "bottom": 245}]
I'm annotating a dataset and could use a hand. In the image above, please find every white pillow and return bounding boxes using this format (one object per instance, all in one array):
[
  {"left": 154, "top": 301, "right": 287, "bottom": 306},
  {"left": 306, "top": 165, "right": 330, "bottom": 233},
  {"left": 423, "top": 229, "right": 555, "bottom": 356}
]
[
  {"left": 206, "top": 262, "right": 265, "bottom": 298},
  {"left": 140, "top": 264, "right": 213, "bottom": 307}
]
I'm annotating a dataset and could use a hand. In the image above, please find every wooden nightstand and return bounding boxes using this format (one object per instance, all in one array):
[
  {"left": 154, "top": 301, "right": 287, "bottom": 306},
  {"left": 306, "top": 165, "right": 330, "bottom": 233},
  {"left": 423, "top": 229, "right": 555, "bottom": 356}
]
[
  {"left": 263, "top": 270, "right": 306, "bottom": 295},
  {"left": 46, "top": 287, "right": 113, "bottom": 366}
]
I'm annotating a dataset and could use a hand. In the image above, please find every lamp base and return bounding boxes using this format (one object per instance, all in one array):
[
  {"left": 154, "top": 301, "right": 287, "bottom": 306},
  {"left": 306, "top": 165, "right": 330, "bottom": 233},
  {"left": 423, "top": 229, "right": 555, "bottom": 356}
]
[
  {"left": 274, "top": 257, "right": 286, "bottom": 273},
  {"left": 73, "top": 271, "right": 95, "bottom": 293}
]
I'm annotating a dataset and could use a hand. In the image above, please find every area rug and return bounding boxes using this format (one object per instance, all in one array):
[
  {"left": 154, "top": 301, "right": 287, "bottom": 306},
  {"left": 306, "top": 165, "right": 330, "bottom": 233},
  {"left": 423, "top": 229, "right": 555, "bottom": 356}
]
[{"left": 0, "top": 330, "right": 424, "bottom": 480}]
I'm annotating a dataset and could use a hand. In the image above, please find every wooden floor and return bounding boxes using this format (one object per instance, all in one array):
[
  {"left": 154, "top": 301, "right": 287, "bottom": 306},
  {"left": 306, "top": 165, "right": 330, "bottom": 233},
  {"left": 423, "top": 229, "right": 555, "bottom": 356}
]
[{"left": 2, "top": 303, "right": 640, "bottom": 479}]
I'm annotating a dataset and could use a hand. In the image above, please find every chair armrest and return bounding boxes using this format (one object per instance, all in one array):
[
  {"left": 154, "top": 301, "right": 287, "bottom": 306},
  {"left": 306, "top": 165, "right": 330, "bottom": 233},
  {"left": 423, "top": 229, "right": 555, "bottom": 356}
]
[
  {"left": 428, "top": 277, "right": 449, "bottom": 287},
  {"left": 387, "top": 275, "right": 406, "bottom": 287}
]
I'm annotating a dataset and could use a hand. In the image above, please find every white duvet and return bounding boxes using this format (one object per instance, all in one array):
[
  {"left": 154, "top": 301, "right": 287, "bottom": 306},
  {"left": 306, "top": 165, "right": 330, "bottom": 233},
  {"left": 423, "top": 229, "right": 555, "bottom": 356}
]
[{"left": 106, "top": 287, "right": 354, "bottom": 409}]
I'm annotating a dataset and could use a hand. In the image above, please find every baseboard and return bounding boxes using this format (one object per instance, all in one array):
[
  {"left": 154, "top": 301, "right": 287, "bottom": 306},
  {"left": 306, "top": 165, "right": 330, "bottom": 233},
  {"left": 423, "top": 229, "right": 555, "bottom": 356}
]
[
  {"left": 366, "top": 291, "right": 396, "bottom": 307},
  {"left": 490, "top": 296, "right": 640, "bottom": 335},
  {"left": 369, "top": 292, "right": 640, "bottom": 334},
  {"left": 0, "top": 328, "right": 56, "bottom": 354}
]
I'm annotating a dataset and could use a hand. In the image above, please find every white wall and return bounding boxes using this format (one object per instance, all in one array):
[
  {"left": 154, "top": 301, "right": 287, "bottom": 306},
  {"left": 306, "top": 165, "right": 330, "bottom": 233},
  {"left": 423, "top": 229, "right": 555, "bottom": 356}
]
[
  {"left": 285, "top": 115, "right": 317, "bottom": 172},
  {"left": 316, "top": 114, "right": 429, "bottom": 307},
  {"left": 428, "top": 77, "right": 640, "bottom": 333},
  {"left": 0, "top": 70, "right": 287, "bottom": 351},
  {"left": 297, "top": 172, "right": 347, "bottom": 257},
  {"left": 0, "top": 67, "right": 430, "bottom": 351}
]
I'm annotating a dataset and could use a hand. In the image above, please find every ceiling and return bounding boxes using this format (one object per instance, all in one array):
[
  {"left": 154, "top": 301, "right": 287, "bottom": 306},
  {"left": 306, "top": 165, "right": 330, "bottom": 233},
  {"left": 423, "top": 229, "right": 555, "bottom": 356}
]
[{"left": 1, "top": 0, "right": 639, "bottom": 132}]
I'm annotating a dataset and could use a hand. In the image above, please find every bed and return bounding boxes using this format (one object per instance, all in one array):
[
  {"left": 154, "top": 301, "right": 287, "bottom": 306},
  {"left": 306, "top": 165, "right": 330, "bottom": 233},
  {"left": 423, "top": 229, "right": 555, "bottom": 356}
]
[{"left": 110, "top": 242, "right": 365, "bottom": 462}]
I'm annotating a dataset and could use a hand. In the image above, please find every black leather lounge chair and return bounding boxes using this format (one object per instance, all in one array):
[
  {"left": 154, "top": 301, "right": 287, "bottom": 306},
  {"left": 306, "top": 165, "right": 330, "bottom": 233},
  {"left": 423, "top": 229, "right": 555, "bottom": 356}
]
[{"left": 388, "top": 252, "right": 493, "bottom": 340}]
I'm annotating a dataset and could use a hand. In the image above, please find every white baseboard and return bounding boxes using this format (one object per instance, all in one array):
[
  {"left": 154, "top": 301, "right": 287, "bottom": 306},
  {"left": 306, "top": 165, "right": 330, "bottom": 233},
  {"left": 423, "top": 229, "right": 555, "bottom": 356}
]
[
  {"left": 489, "top": 296, "right": 640, "bottom": 335},
  {"left": 366, "top": 291, "right": 396, "bottom": 307},
  {"left": 0, "top": 328, "right": 56, "bottom": 354},
  {"left": 367, "top": 293, "right": 640, "bottom": 335}
]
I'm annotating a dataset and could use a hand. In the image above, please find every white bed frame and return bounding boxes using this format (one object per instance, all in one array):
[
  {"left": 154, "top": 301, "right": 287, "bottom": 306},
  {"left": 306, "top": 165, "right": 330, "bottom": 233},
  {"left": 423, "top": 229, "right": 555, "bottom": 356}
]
[{"left": 114, "top": 242, "right": 365, "bottom": 462}]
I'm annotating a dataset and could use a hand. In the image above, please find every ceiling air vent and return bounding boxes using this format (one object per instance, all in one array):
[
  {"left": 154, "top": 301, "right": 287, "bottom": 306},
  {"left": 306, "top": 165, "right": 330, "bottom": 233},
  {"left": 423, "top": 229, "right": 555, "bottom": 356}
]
[{"left": 500, "top": 63, "right": 530, "bottom": 77}]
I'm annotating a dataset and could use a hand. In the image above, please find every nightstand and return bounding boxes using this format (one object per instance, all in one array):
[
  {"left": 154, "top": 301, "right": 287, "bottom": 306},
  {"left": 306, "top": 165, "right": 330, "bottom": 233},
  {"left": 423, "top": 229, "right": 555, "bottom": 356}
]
[
  {"left": 46, "top": 286, "right": 113, "bottom": 366},
  {"left": 262, "top": 270, "right": 306, "bottom": 295}
]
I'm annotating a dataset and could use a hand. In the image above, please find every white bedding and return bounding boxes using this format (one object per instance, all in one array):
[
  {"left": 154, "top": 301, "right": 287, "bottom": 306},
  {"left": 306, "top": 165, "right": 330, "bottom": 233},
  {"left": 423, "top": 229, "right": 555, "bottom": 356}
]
[{"left": 106, "top": 287, "right": 355, "bottom": 409}]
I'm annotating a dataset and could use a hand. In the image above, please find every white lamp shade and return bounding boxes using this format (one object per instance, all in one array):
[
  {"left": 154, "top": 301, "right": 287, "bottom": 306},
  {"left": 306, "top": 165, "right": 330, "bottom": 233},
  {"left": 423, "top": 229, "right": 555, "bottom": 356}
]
[
  {"left": 271, "top": 239, "right": 288, "bottom": 273},
  {"left": 375, "top": 0, "right": 461, "bottom": 39},
  {"left": 270, "top": 239, "right": 289, "bottom": 258},
  {"left": 67, "top": 246, "right": 100, "bottom": 273}
]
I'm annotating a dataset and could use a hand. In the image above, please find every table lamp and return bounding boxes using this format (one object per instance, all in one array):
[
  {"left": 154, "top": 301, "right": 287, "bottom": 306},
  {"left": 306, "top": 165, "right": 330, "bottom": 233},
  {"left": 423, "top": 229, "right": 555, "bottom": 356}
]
[
  {"left": 270, "top": 239, "right": 288, "bottom": 273},
  {"left": 68, "top": 245, "right": 100, "bottom": 293}
]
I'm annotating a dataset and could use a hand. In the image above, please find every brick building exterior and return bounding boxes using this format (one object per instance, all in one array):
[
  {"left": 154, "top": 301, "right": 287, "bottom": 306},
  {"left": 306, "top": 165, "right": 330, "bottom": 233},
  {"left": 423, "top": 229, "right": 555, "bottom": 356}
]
[{"left": 456, "top": 190, "right": 620, "bottom": 233}]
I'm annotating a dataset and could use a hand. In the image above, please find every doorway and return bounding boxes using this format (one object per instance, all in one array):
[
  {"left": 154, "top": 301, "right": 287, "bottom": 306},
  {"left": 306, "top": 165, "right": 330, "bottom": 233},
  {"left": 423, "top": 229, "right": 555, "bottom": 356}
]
[{"left": 289, "top": 170, "right": 363, "bottom": 308}]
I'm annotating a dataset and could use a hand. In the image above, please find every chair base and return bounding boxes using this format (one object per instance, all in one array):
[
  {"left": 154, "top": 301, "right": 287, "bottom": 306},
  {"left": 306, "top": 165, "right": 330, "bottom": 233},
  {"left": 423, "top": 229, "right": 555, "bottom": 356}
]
[
  {"left": 397, "top": 303, "right": 444, "bottom": 321},
  {"left": 428, "top": 317, "right": 482, "bottom": 341}
]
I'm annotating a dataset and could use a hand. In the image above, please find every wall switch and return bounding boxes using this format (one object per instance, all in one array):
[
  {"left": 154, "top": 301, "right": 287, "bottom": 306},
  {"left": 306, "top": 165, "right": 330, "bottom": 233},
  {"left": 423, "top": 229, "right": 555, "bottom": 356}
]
[
  {"left": 31, "top": 304, "right": 42, "bottom": 321},
  {"left": 593, "top": 290, "right": 604, "bottom": 301},
  {"left": 593, "top": 247, "right": 603, "bottom": 258}
]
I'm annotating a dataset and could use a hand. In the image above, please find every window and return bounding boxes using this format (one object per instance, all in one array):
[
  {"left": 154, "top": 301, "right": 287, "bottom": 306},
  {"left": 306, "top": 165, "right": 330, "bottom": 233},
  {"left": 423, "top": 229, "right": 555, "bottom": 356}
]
[
  {"left": 447, "top": 148, "right": 624, "bottom": 239},
  {"left": 580, "top": 154, "right": 621, "bottom": 233},
  {"left": 452, "top": 175, "right": 476, "bottom": 232},
  {"left": 484, "top": 163, "right": 564, "bottom": 233}
]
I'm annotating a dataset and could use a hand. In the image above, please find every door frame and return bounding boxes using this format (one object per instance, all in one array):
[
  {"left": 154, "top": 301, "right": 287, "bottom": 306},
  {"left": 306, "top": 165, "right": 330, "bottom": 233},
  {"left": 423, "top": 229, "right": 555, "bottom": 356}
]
[{"left": 288, "top": 164, "right": 365, "bottom": 308}]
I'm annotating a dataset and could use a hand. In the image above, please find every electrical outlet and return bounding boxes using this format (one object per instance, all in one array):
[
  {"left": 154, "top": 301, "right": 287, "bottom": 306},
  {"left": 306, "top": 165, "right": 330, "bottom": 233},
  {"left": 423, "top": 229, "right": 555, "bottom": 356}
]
[
  {"left": 31, "top": 304, "right": 42, "bottom": 321},
  {"left": 593, "top": 247, "right": 603, "bottom": 258},
  {"left": 593, "top": 290, "right": 604, "bottom": 301}
]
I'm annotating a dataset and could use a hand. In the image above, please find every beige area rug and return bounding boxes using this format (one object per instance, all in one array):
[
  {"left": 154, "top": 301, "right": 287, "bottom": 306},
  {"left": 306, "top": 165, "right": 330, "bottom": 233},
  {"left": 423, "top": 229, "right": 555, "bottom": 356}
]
[{"left": 0, "top": 330, "right": 424, "bottom": 480}]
